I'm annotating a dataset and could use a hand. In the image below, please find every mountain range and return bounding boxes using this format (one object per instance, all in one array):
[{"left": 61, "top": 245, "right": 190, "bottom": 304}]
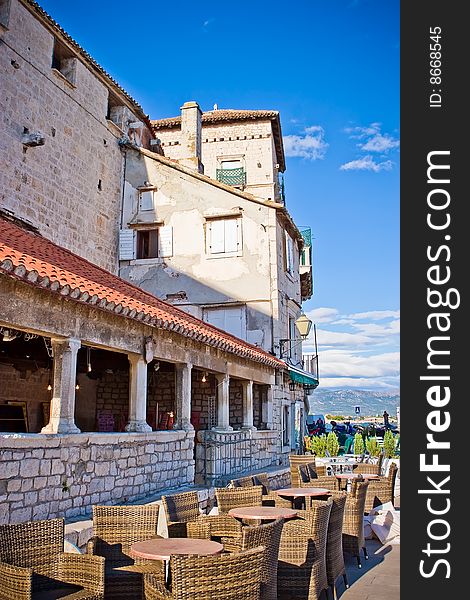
[{"left": 308, "top": 388, "right": 400, "bottom": 418}]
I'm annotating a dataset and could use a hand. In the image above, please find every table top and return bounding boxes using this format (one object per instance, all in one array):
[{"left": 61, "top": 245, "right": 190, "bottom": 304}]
[
  {"left": 131, "top": 538, "right": 224, "bottom": 561},
  {"left": 275, "top": 487, "right": 331, "bottom": 497},
  {"left": 228, "top": 506, "right": 298, "bottom": 520},
  {"left": 335, "top": 473, "right": 380, "bottom": 480}
]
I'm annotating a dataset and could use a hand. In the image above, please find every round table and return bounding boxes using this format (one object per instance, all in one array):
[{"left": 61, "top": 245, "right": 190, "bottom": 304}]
[
  {"left": 274, "top": 487, "right": 331, "bottom": 509},
  {"left": 228, "top": 506, "right": 297, "bottom": 521},
  {"left": 131, "top": 538, "right": 224, "bottom": 561}
]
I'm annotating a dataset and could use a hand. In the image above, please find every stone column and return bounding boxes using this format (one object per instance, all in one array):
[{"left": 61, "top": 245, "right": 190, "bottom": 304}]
[
  {"left": 125, "top": 354, "right": 151, "bottom": 432},
  {"left": 262, "top": 385, "right": 274, "bottom": 430},
  {"left": 41, "top": 338, "right": 81, "bottom": 434},
  {"left": 242, "top": 380, "right": 256, "bottom": 430},
  {"left": 174, "top": 362, "right": 194, "bottom": 431},
  {"left": 214, "top": 373, "right": 232, "bottom": 431}
]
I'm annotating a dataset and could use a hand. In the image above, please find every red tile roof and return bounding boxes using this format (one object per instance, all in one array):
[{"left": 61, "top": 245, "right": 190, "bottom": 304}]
[{"left": 0, "top": 217, "right": 284, "bottom": 369}]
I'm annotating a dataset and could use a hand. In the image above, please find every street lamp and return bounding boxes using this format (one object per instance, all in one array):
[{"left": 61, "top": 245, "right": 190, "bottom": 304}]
[
  {"left": 279, "top": 313, "right": 313, "bottom": 359},
  {"left": 295, "top": 313, "right": 312, "bottom": 339}
]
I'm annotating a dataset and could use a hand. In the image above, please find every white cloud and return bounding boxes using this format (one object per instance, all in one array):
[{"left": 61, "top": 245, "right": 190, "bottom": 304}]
[
  {"left": 284, "top": 125, "right": 328, "bottom": 160},
  {"left": 305, "top": 307, "right": 339, "bottom": 323},
  {"left": 340, "top": 155, "right": 393, "bottom": 172},
  {"left": 302, "top": 307, "right": 400, "bottom": 389},
  {"left": 345, "top": 310, "right": 400, "bottom": 320},
  {"left": 361, "top": 133, "right": 400, "bottom": 153}
]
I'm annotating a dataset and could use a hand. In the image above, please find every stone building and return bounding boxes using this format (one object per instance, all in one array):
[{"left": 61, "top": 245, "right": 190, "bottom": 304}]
[
  {"left": 121, "top": 102, "right": 318, "bottom": 447},
  {"left": 0, "top": 0, "right": 318, "bottom": 525}
]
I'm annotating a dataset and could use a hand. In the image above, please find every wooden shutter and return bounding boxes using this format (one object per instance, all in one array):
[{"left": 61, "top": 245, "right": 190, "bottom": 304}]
[
  {"left": 140, "top": 190, "right": 154, "bottom": 211},
  {"left": 119, "top": 228, "right": 135, "bottom": 260},
  {"left": 158, "top": 225, "right": 173, "bottom": 257},
  {"left": 209, "top": 220, "right": 225, "bottom": 254},
  {"left": 224, "top": 219, "right": 238, "bottom": 253}
]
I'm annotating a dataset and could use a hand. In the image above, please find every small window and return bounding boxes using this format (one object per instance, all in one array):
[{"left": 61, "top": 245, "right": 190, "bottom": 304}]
[
  {"left": 139, "top": 190, "right": 154, "bottom": 211},
  {"left": 134, "top": 226, "right": 173, "bottom": 260},
  {"left": 207, "top": 218, "right": 241, "bottom": 256},
  {"left": 0, "top": 0, "right": 11, "bottom": 29},
  {"left": 285, "top": 231, "right": 295, "bottom": 275},
  {"left": 203, "top": 306, "right": 246, "bottom": 340},
  {"left": 282, "top": 405, "right": 290, "bottom": 447},
  {"left": 136, "top": 229, "right": 158, "bottom": 259},
  {"left": 216, "top": 158, "right": 246, "bottom": 187},
  {"left": 51, "top": 39, "right": 76, "bottom": 85}
]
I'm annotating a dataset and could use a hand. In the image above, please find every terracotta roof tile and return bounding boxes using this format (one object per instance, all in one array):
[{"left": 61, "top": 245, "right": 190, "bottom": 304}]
[{"left": 0, "top": 217, "right": 284, "bottom": 369}]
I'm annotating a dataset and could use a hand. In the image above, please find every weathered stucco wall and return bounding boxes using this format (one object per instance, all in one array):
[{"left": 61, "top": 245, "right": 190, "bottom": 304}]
[
  {"left": 0, "top": 430, "right": 195, "bottom": 525},
  {"left": 0, "top": 0, "right": 149, "bottom": 272},
  {"left": 120, "top": 149, "right": 277, "bottom": 352}
]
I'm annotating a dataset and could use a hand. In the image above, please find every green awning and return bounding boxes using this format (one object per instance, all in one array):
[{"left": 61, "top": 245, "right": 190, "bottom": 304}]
[{"left": 288, "top": 369, "right": 319, "bottom": 387}]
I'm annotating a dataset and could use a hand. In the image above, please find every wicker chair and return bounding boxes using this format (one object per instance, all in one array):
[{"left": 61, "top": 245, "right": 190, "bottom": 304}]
[
  {"left": 353, "top": 463, "right": 381, "bottom": 475},
  {"left": 87, "top": 505, "right": 164, "bottom": 600},
  {"left": 325, "top": 492, "right": 348, "bottom": 599},
  {"left": 289, "top": 454, "right": 316, "bottom": 487},
  {"left": 215, "top": 486, "right": 263, "bottom": 513},
  {"left": 162, "top": 491, "right": 201, "bottom": 538},
  {"left": 241, "top": 518, "right": 284, "bottom": 600},
  {"left": 342, "top": 480, "right": 369, "bottom": 568},
  {"left": 364, "top": 462, "right": 398, "bottom": 513},
  {"left": 297, "top": 465, "right": 340, "bottom": 493},
  {"left": 278, "top": 499, "right": 332, "bottom": 600},
  {"left": 230, "top": 475, "right": 255, "bottom": 488},
  {"left": 143, "top": 546, "right": 265, "bottom": 600},
  {"left": 0, "top": 517, "right": 105, "bottom": 599}
]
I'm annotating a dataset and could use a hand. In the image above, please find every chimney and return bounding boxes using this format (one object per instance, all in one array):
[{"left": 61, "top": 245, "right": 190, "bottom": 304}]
[{"left": 179, "top": 101, "right": 203, "bottom": 173}]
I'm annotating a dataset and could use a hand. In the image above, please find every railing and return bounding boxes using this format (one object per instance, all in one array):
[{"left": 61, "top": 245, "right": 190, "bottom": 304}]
[
  {"left": 196, "top": 429, "right": 277, "bottom": 487},
  {"left": 303, "top": 353, "right": 319, "bottom": 381},
  {"left": 216, "top": 167, "right": 246, "bottom": 187}
]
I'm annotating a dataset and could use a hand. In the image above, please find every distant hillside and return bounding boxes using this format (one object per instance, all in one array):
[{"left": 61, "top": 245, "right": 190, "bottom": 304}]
[{"left": 307, "top": 389, "right": 400, "bottom": 418}]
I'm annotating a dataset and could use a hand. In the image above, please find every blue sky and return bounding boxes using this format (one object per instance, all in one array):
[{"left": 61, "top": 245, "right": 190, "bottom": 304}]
[{"left": 40, "top": 0, "right": 400, "bottom": 390}]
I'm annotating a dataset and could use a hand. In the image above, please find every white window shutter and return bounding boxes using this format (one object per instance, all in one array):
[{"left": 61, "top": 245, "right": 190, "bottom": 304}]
[
  {"left": 119, "top": 229, "right": 135, "bottom": 260},
  {"left": 210, "top": 220, "right": 225, "bottom": 254},
  {"left": 224, "top": 219, "right": 238, "bottom": 253},
  {"left": 225, "top": 306, "right": 245, "bottom": 339},
  {"left": 158, "top": 225, "right": 173, "bottom": 257}
]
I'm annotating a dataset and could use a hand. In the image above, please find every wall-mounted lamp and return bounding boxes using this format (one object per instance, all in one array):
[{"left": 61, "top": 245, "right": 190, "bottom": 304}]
[{"left": 201, "top": 372, "right": 207, "bottom": 383}]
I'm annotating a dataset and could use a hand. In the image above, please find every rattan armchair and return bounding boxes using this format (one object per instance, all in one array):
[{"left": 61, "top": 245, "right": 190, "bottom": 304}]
[
  {"left": 363, "top": 462, "right": 398, "bottom": 513},
  {"left": 87, "top": 505, "right": 163, "bottom": 599},
  {"left": 229, "top": 475, "right": 255, "bottom": 488},
  {"left": 143, "top": 546, "right": 265, "bottom": 600},
  {"left": 240, "top": 518, "right": 284, "bottom": 600},
  {"left": 342, "top": 480, "right": 369, "bottom": 568},
  {"left": 215, "top": 485, "right": 263, "bottom": 513},
  {"left": 325, "top": 492, "right": 348, "bottom": 599},
  {"left": 289, "top": 454, "right": 317, "bottom": 487},
  {"left": 353, "top": 463, "right": 381, "bottom": 475},
  {"left": 161, "top": 491, "right": 201, "bottom": 538},
  {"left": 297, "top": 465, "right": 340, "bottom": 493},
  {"left": 278, "top": 499, "right": 332, "bottom": 600},
  {"left": 0, "top": 517, "right": 104, "bottom": 599}
]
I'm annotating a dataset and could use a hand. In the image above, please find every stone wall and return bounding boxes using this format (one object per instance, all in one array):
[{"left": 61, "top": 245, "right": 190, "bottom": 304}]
[
  {"left": 0, "top": 430, "right": 195, "bottom": 525},
  {"left": 0, "top": 0, "right": 150, "bottom": 273}
]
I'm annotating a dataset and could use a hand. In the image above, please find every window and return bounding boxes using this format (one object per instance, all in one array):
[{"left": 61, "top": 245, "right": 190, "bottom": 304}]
[
  {"left": 139, "top": 190, "right": 154, "bottom": 211},
  {"left": 203, "top": 306, "right": 246, "bottom": 340},
  {"left": 282, "top": 404, "right": 290, "bottom": 447},
  {"left": 51, "top": 39, "right": 76, "bottom": 85},
  {"left": 285, "top": 231, "right": 295, "bottom": 275},
  {"left": 206, "top": 217, "right": 242, "bottom": 256},
  {"left": 136, "top": 229, "right": 158, "bottom": 259},
  {"left": 288, "top": 316, "right": 297, "bottom": 359},
  {"left": 125, "top": 225, "right": 173, "bottom": 261},
  {"left": 216, "top": 158, "right": 246, "bottom": 187}
]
